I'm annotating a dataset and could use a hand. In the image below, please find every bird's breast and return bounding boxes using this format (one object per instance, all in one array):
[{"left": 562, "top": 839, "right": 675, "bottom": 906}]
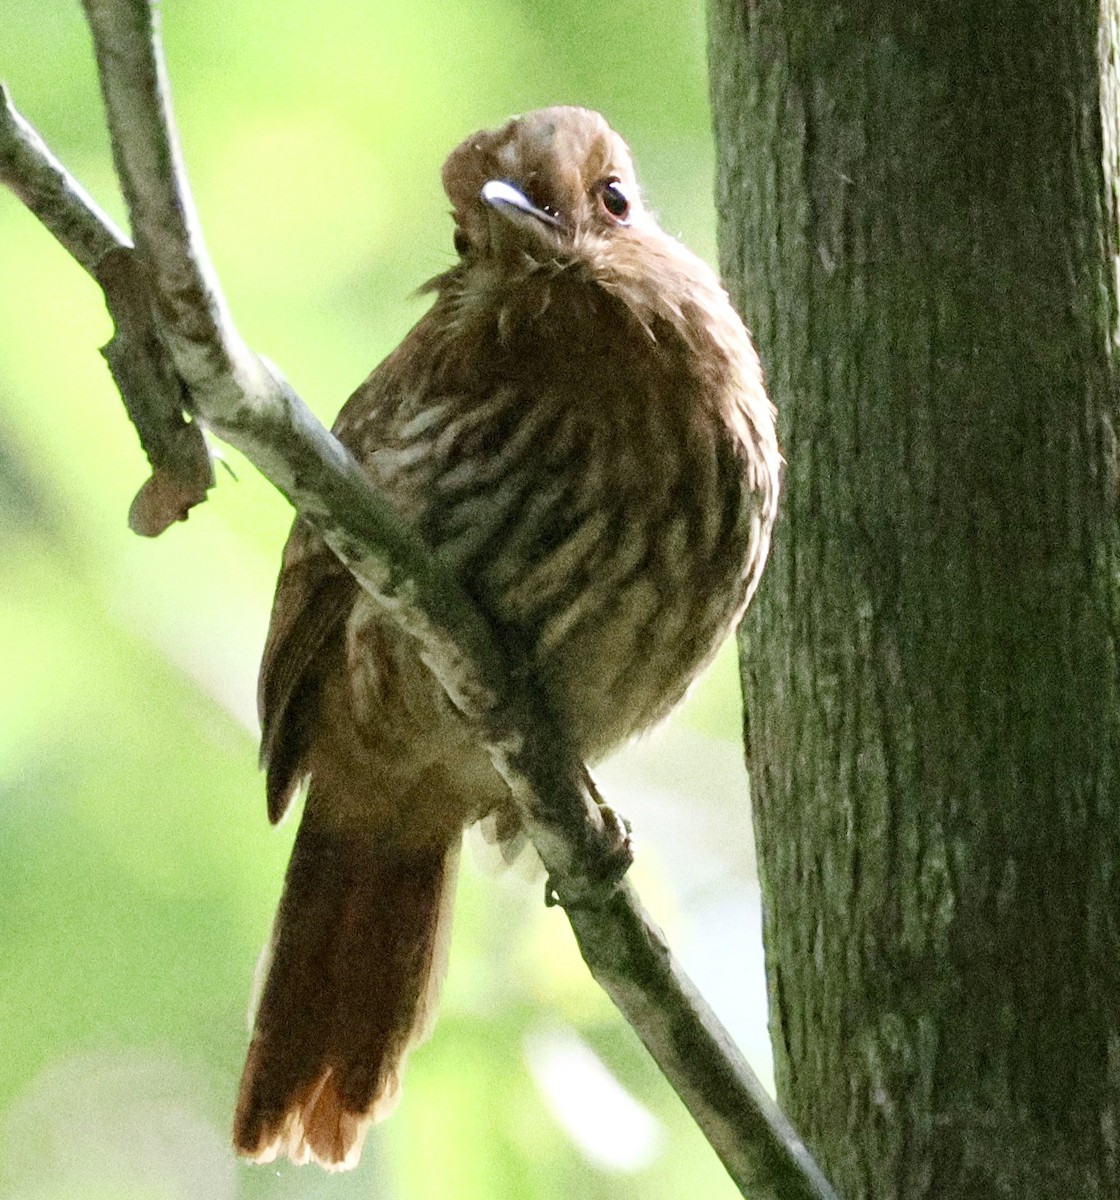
[{"left": 362, "top": 286, "right": 769, "bottom": 759}]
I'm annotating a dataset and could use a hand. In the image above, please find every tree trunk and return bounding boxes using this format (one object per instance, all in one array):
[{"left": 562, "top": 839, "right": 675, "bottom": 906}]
[{"left": 709, "top": 2, "right": 1120, "bottom": 1196}]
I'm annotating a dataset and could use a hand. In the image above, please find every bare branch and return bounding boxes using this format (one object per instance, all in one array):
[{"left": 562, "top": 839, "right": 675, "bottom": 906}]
[
  {"left": 0, "top": 82, "right": 126, "bottom": 273},
  {"left": 569, "top": 889, "right": 839, "bottom": 1197},
  {"left": 81, "top": 0, "right": 248, "bottom": 393},
  {"left": 0, "top": 84, "right": 213, "bottom": 534},
  {"left": 96, "top": 249, "right": 215, "bottom": 534},
  {"left": 0, "top": 5, "right": 840, "bottom": 1197}
]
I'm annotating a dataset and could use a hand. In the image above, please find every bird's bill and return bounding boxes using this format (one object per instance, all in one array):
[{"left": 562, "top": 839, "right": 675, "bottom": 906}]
[{"left": 480, "top": 179, "right": 566, "bottom": 237}]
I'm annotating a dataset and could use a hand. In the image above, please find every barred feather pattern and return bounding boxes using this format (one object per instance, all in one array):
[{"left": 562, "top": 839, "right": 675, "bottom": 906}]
[
  {"left": 335, "top": 249, "right": 777, "bottom": 764},
  {"left": 235, "top": 106, "right": 779, "bottom": 1172}
]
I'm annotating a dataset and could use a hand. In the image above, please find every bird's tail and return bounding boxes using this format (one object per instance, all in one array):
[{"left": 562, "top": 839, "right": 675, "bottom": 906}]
[{"left": 233, "top": 806, "right": 459, "bottom": 1170}]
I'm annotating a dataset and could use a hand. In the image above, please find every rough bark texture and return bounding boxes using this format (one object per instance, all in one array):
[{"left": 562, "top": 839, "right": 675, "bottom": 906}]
[{"left": 710, "top": 2, "right": 1120, "bottom": 1196}]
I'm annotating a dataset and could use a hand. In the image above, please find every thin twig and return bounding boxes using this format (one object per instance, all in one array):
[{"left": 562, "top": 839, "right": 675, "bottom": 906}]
[
  {"left": 0, "top": 5, "right": 841, "bottom": 1196},
  {"left": 0, "top": 82, "right": 126, "bottom": 272},
  {"left": 0, "top": 84, "right": 212, "bottom": 535},
  {"left": 81, "top": 0, "right": 247, "bottom": 388},
  {"left": 96, "top": 248, "right": 215, "bottom": 533}
]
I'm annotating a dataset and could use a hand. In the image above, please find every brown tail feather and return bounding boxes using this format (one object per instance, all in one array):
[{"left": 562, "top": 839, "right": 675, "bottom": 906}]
[{"left": 233, "top": 806, "right": 459, "bottom": 1170}]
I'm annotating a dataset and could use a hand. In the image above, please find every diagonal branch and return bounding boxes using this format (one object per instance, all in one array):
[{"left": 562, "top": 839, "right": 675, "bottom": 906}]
[
  {"left": 0, "top": 83, "right": 126, "bottom": 270},
  {"left": 0, "top": 5, "right": 840, "bottom": 1197}
]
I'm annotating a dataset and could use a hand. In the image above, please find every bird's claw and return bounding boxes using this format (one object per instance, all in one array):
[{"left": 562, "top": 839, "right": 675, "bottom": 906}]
[{"left": 544, "top": 803, "right": 634, "bottom": 909}]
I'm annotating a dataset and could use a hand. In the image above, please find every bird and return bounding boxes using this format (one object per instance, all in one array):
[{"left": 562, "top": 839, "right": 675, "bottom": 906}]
[{"left": 232, "top": 105, "right": 779, "bottom": 1171}]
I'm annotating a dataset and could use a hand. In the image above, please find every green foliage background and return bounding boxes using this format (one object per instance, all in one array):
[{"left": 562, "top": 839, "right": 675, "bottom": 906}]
[{"left": 0, "top": 3, "right": 766, "bottom": 1196}]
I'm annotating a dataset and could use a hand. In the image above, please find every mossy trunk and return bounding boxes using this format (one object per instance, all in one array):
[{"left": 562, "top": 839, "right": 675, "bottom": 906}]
[{"left": 710, "top": 2, "right": 1120, "bottom": 1195}]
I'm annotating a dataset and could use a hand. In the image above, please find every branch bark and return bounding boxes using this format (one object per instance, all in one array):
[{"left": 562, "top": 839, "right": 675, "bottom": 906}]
[{"left": 1, "top": 4, "right": 838, "bottom": 1196}]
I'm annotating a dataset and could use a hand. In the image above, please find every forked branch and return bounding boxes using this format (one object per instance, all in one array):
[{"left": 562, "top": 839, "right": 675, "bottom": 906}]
[{"left": 0, "top": 5, "right": 838, "bottom": 1197}]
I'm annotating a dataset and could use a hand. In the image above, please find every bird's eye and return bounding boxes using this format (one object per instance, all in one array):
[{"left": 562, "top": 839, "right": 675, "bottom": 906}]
[
  {"left": 598, "top": 179, "right": 631, "bottom": 222},
  {"left": 453, "top": 228, "right": 470, "bottom": 256}
]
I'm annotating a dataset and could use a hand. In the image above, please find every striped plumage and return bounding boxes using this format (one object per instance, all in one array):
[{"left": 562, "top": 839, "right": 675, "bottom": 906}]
[{"left": 234, "top": 106, "right": 779, "bottom": 1170}]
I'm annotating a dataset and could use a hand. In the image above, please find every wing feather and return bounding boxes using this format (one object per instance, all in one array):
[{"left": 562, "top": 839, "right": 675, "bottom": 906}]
[{"left": 258, "top": 519, "right": 359, "bottom": 823}]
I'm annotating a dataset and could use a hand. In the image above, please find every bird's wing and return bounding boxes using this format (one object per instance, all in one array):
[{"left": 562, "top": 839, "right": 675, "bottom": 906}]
[{"left": 257, "top": 518, "right": 359, "bottom": 823}]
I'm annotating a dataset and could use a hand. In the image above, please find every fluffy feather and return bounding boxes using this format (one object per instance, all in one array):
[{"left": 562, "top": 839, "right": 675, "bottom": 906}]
[{"left": 235, "top": 106, "right": 779, "bottom": 1171}]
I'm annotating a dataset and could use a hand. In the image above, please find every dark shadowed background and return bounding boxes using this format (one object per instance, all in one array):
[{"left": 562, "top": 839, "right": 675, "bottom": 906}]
[{"left": 0, "top": 2, "right": 771, "bottom": 1196}]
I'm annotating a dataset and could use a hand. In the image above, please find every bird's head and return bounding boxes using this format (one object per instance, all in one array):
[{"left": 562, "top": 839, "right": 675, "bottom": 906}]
[
  {"left": 441, "top": 106, "right": 655, "bottom": 267},
  {"left": 432, "top": 106, "right": 762, "bottom": 427}
]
